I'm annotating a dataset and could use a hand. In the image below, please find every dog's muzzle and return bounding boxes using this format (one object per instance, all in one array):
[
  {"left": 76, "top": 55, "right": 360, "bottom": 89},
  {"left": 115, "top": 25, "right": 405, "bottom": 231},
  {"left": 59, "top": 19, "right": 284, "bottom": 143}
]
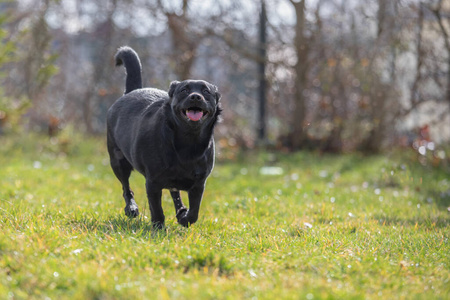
[{"left": 182, "top": 93, "right": 209, "bottom": 122}]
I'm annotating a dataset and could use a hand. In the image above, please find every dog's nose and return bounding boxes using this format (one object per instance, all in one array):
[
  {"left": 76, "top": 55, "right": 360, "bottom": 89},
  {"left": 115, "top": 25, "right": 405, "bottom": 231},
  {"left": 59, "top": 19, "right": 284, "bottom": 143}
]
[{"left": 189, "top": 93, "right": 203, "bottom": 101}]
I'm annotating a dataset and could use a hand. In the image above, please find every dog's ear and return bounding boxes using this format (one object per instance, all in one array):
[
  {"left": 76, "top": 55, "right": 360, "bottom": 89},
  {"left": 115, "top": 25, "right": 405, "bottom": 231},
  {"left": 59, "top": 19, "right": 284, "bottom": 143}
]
[
  {"left": 215, "top": 91, "right": 221, "bottom": 103},
  {"left": 168, "top": 81, "right": 180, "bottom": 98},
  {"left": 213, "top": 85, "right": 221, "bottom": 103}
]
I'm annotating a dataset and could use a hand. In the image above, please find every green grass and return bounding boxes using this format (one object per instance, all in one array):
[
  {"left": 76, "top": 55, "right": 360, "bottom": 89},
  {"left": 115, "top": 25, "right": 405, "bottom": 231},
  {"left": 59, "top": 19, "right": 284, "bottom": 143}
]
[{"left": 0, "top": 134, "right": 449, "bottom": 299}]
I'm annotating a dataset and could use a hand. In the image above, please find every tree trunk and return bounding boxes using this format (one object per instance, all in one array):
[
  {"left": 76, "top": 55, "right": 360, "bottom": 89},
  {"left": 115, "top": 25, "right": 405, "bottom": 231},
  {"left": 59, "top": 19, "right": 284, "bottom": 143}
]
[
  {"left": 83, "top": 0, "right": 117, "bottom": 134},
  {"left": 360, "top": 0, "right": 397, "bottom": 152},
  {"left": 167, "top": 1, "right": 197, "bottom": 80},
  {"left": 290, "top": 0, "right": 308, "bottom": 150},
  {"left": 257, "top": 0, "right": 267, "bottom": 143},
  {"left": 432, "top": 0, "right": 450, "bottom": 105}
]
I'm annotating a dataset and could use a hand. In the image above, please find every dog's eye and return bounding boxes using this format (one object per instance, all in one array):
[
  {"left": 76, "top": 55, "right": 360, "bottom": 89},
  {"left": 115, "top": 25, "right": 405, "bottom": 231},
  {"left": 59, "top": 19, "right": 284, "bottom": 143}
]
[
  {"left": 180, "top": 88, "right": 189, "bottom": 95},
  {"left": 203, "top": 89, "right": 211, "bottom": 95}
]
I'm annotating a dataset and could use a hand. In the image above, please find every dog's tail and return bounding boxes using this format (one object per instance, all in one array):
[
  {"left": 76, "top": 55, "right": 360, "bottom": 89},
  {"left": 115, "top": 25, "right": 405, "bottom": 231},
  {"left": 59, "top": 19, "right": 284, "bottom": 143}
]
[{"left": 115, "top": 46, "right": 142, "bottom": 94}]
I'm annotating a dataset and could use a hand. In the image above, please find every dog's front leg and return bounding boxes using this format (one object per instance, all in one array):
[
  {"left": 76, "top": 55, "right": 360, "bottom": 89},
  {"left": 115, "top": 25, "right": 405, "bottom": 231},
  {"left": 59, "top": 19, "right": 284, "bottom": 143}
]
[
  {"left": 179, "top": 183, "right": 205, "bottom": 227},
  {"left": 145, "top": 180, "right": 165, "bottom": 229}
]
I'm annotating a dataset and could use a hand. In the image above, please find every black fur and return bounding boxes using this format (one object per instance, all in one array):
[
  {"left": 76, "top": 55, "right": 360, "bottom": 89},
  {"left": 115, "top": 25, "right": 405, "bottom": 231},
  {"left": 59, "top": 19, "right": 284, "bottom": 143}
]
[
  {"left": 107, "top": 46, "right": 222, "bottom": 229},
  {"left": 114, "top": 46, "right": 143, "bottom": 94}
]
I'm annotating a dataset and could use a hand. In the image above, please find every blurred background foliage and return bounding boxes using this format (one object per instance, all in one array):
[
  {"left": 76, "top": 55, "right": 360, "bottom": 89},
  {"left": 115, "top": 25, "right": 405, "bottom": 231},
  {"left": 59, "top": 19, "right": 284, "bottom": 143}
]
[{"left": 0, "top": 0, "right": 449, "bottom": 163}]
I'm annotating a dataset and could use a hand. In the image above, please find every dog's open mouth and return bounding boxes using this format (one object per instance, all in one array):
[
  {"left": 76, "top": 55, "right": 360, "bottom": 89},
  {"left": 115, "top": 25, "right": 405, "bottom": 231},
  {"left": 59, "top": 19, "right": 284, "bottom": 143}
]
[{"left": 183, "top": 107, "right": 207, "bottom": 122}]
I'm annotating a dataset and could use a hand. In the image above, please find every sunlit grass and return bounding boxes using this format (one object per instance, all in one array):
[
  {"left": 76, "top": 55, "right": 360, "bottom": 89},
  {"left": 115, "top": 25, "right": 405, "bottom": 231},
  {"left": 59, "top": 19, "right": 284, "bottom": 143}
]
[{"left": 0, "top": 134, "right": 449, "bottom": 299}]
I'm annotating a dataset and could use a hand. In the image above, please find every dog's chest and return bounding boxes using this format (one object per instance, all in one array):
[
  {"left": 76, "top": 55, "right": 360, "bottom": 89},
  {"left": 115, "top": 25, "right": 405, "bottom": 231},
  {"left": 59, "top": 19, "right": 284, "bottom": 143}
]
[{"left": 162, "top": 159, "right": 211, "bottom": 190}]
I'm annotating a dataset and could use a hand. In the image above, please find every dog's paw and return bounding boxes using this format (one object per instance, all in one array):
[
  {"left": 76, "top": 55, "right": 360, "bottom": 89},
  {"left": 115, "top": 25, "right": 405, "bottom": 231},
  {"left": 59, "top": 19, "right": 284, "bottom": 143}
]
[
  {"left": 124, "top": 204, "right": 139, "bottom": 218},
  {"left": 176, "top": 208, "right": 190, "bottom": 227},
  {"left": 178, "top": 216, "right": 190, "bottom": 227},
  {"left": 152, "top": 220, "right": 165, "bottom": 230},
  {"left": 177, "top": 207, "right": 191, "bottom": 227}
]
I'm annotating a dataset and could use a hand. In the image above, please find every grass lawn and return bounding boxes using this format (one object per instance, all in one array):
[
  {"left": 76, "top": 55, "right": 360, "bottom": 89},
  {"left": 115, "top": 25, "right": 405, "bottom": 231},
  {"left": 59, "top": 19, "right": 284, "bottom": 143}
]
[{"left": 0, "top": 134, "right": 449, "bottom": 299}]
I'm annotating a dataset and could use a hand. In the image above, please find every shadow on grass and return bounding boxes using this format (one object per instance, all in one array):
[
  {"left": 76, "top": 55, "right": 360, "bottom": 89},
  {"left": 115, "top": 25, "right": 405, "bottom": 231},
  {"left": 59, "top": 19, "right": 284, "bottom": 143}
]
[{"left": 67, "top": 214, "right": 183, "bottom": 238}]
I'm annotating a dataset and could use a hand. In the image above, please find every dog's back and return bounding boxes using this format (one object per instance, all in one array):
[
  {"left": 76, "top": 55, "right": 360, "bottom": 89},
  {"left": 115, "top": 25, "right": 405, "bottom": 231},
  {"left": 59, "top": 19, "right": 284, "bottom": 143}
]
[{"left": 109, "top": 47, "right": 168, "bottom": 163}]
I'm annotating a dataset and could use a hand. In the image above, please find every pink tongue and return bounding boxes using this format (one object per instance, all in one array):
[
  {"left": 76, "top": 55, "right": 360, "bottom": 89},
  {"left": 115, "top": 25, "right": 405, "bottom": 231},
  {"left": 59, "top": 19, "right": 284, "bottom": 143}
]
[{"left": 186, "top": 110, "right": 203, "bottom": 121}]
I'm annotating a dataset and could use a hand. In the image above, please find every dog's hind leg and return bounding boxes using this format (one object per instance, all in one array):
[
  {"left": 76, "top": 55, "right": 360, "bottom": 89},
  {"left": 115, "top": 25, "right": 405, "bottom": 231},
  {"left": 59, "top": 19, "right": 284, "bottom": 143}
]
[
  {"left": 109, "top": 153, "right": 139, "bottom": 218},
  {"left": 170, "top": 189, "right": 188, "bottom": 226}
]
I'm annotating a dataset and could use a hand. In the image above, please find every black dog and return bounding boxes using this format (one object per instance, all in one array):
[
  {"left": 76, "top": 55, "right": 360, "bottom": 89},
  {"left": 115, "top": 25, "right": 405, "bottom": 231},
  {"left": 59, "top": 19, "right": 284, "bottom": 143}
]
[{"left": 107, "top": 46, "right": 221, "bottom": 228}]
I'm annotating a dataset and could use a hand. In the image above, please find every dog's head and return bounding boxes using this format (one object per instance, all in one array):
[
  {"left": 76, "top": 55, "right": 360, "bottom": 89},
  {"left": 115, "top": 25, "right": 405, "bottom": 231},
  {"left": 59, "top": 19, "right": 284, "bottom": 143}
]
[{"left": 168, "top": 80, "right": 221, "bottom": 127}]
